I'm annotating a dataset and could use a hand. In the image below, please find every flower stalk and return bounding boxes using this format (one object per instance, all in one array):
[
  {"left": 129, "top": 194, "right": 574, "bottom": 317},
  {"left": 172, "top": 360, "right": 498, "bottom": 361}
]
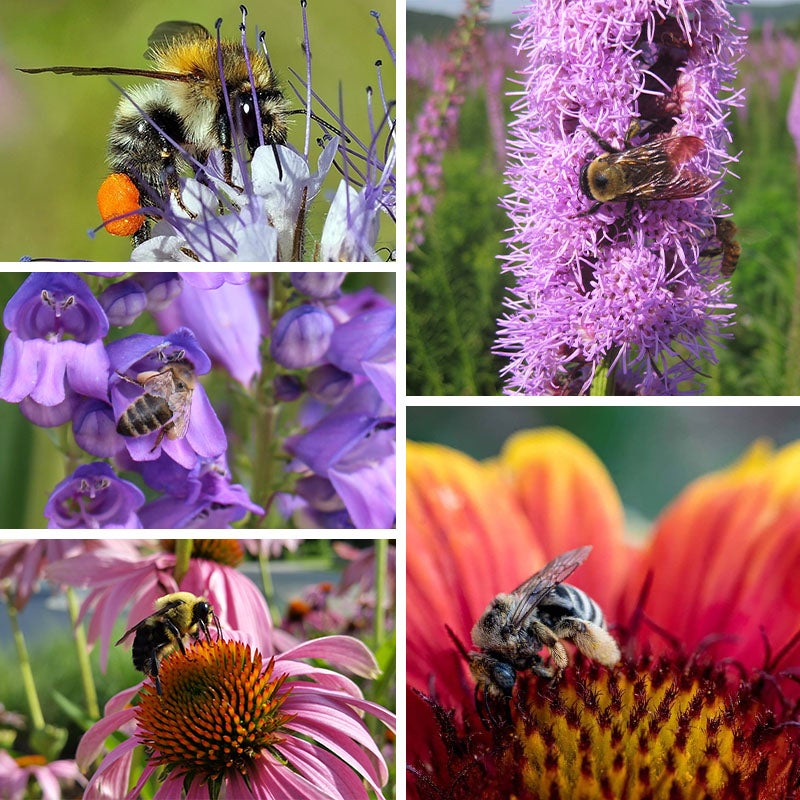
[
  {"left": 173, "top": 539, "right": 193, "bottom": 584},
  {"left": 66, "top": 586, "right": 99, "bottom": 720},
  {"left": 7, "top": 602, "right": 45, "bottom": 732}
]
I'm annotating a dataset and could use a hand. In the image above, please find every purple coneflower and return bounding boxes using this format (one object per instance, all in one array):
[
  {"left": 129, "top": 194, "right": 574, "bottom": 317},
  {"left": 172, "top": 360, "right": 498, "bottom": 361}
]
[{"left": 496, "top": 0, "right": 745, "bottom": 395}]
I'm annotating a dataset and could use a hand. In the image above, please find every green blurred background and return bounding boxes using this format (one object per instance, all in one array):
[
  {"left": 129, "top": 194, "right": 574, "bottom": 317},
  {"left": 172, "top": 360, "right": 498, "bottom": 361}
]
[
  {"left": 407, "top": 406, "right": 800, "bottom": 522},
  {"left": 0, "top": 0, "right": 396, "bottom": 261}
]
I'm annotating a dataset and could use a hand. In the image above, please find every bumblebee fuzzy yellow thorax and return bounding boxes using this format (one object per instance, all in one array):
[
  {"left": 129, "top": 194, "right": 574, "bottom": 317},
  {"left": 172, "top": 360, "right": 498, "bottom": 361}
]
[
  {"left": 583, "top": 157, "right": 624, "bottom": 202},
  {"left": 147, "top": 38, "right": 278, "bottom": 145}
]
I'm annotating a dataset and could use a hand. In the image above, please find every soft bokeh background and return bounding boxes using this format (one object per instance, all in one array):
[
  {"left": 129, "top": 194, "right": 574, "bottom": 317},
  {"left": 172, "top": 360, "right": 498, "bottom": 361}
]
[
  {"left": 0, "top": 0, "right": 396, "bottom": 261},
  {"left": 407, "top": 406, "right": 800, "bottom": 521}
]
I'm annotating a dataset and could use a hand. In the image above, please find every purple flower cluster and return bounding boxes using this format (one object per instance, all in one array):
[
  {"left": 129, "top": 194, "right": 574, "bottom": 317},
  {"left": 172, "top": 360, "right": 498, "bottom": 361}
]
[
  {"left": 407, "top": 0, "right": 491, "bottom": 255},
  {"left": 496, "top": 0, "right": 746, "bottom": 395},
  {"left": 272, "top": 278, "right": 396, "bottom": 529},
  {"left": 0, "top": 272, "right": 395, "bottom": 529},
  {"left": 408, "top": 29, "right": 523, "bottom": 171}
]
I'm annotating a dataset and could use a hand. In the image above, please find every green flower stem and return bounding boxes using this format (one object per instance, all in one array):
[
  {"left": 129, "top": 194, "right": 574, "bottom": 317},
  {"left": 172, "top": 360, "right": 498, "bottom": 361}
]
[
  {"left": 66, "top": 586, "right": 99, "bottom": 719},
  {"left": 374, "top": 539, "right": 388, "bottom": 649},
  {"left": 7, "top": 603, "right": 45, "bottom": 731},
  {"left": 258, "top": 551, "right": 281, "bottom": 625},
  {"left": 173, "top": 540, "right": 193, "bottom": 585}
]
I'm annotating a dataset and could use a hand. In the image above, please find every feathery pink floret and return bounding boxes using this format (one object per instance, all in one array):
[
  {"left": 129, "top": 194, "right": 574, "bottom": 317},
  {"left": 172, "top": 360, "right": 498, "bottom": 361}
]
[{"left": 496, "top": 0, "right": 746, "bottom": 395}]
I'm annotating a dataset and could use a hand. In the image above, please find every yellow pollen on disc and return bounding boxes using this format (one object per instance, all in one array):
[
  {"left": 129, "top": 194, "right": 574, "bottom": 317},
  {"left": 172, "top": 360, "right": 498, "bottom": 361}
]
[
  {"left": 135, "top": 640, "right": 292, "bottom": 781},
  {"left": 505, "top": 659, "right": 753, "bottom": 800}
]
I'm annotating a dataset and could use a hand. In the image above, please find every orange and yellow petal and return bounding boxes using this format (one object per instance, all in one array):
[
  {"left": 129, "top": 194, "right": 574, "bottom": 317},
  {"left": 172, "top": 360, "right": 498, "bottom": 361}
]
[
  {"left": 491, "top": 428, "right": 632, "bottom": 611},
  {"left": 622, "top": 438, "right": 800, "bottom": 670},
  {"left": 408, "top": 429, "right": 632, "bottom": 705}
]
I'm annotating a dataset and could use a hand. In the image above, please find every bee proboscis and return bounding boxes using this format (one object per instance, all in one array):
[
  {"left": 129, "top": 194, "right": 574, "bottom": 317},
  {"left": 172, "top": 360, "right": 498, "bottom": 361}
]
[
  {"left": 469, "top": 546, "right": 620, "bottom": 707},
  {"left": 578, "top": 121, "right": 713, "bottom": 216},
  {"left": 115, "top": 357, "right": 196, "bottom": 451},
  {"left": 115, "top": 591, "right": 220, "bottom": 694}
]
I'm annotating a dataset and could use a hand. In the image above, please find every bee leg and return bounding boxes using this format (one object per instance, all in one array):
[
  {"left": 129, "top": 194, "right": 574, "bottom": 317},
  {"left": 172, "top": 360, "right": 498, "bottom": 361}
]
[
  {"left": 115, "top": 370, "right": 144, "bottom": 386},
  {"left": 216, "top": 116, "right": 245, "bottom": 193},
  {"left": 531, "top": 620, "right": 568, "bottom": 678},
  {"left": 573, "top": 201, "right": 602, "bottom": 218},
  {"left": 553, "top": 617, "right": 621, "bottom": 667},
  {"left": 585, "top": 128, "right": 619, "bottom": 154},
  {"left": 623, "top": 119, "right": 642, "bottom": 147},
  {"left": 149, "top": 423, "right": 173, "bottom": 453}
]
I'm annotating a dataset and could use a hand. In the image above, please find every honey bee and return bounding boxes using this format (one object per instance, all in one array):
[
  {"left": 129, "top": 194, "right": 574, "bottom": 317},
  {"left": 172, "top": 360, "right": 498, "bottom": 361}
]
[
  {"left": 469, "top": 546, "right": 620, "bottom": 705},
  {"left": 115, "top": 591, "right": 220, "bottom": 694},
  {"left": 578, "top": 121, "right": 712, "bottom": 216},
  {"left": 115, "top": 355, "right": 196, "bottom": 451},
  {"left": 702, "top": 217, "right": 740, "bottom": 277},
  {"left": 20, "top": 16, "right": 290, "bottom": 241}
]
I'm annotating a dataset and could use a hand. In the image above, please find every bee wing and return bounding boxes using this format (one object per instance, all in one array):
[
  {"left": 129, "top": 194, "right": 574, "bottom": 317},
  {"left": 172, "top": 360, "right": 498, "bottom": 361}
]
[
  {"left": 146, "top": 21, "right": 211, "bottom": 58},
  {"left": 165, "top": 389, "right": 193, "bottom": 440},
  {"left": 114, "top": 598, "right": 186, "bottom": 646},
  {"left": 508, "top": 546, "right": 592, "bottom": 628},
  {"left": 654, "top": 168, "right": 713, "bottom": 200},
  {"left": 140, "top": 368, "right": 181, "bottom": 399}
]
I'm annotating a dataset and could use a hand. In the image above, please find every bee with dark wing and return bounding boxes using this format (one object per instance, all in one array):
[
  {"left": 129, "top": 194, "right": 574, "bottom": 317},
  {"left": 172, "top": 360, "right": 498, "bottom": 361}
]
[
  {"left": 578, "top": 121, "right": 713, "bottom": 216},
  {"left": 469, "top": 546, "right": 620, "bottom": 705},
  {"left": 115, "top": 355, "right": 196, "bottom": 452},
  {"left": 115, "top": 591, "right": 220, "bottom": 694}
]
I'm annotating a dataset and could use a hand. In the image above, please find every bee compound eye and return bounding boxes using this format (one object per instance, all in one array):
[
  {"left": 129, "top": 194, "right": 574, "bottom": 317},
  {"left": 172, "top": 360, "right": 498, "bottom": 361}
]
[
  {"left": 237, "top": 96, "right": 259, "bottom": 140},
  {"left": 493, "top": 662, "right": 516, "bottom": 695}
]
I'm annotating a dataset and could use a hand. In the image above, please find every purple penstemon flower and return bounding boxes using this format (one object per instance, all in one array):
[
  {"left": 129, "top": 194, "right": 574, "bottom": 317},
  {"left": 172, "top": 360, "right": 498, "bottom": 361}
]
[
  {"left": 496, "top": 0, "right": 745, "bottom": 395},
  {"left": 43, "top": 462, "right": 145, "bottom": 529},
  {"left": 0, "top": 273, "right": 110, "bottom": 425}
]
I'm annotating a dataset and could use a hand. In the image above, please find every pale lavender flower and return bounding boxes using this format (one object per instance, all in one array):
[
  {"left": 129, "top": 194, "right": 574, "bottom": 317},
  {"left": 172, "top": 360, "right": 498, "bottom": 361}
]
[
  {"left": 0, "top": 273, "right": 110, "bottom": 421},
  {"left": 270, "top": 305, "right": 335, "bottom": 369},
  {"left": 153, "top": 278, "right": 263, "bottom": 387},
  {"left": 43, "top": 462, "right": 145, "bottom": 529},
  {"left": 496, "top": 0, "right": 745, "bottom": 395}
]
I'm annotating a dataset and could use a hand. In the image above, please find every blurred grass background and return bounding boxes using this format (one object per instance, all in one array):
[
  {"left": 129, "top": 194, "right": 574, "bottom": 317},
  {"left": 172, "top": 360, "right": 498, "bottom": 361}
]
[
  {"left": 407, "top": 406, "right": 800, "bottom": 522},
  {"left": 407, "top": 14, "right": 800, "bottom": 395},
  {"left": 0, "top": 0, "right": 396, "bottom": 261}
]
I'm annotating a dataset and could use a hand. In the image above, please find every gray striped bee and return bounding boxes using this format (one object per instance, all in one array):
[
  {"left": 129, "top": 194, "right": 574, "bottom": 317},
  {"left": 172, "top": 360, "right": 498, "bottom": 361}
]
[
  {"left": 469, "top": 546, "right": 620, "bottom": 702},
  {"left": 115, "top": 355, "right": 196, "bottom": 451},
  {"left": 579, "top": 122, "right": 712, "bottom": 216}
]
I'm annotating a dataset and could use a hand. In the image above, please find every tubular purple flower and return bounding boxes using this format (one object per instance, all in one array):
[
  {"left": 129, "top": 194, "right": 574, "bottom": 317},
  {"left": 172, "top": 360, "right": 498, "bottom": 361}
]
[
  {"left": 98, "top": 279, "right": 148, "bottom": 327},
  {"left": 285, "top": 383, "right": 396, "bottom": 529},
  {"left": 496, "top": 0, "right": 745, "bottom": 395},
  {"left": 43, "top": 462, "right": 145, "bottom": 529},
  {"left": 0, "top": 273, "right": 110, "bottom": 408},
  {"left": 72, "top": 398, "right": 125, "bottom": 458},
  {"left": 270, "top": 305, "right": 335, "bottom": 369},
  {"left": 327, "top": 307, "right": 396, "bottom": 410},
  {"left": 152, "top": 279, "right": 263, "bottom": 387},
  {"left": 291, "top": 272, "right": 347, "bottom": 299},
  {"left": 133, "top": 272, "right": 182, "bottom": 311},
  {"left": 307, "top": 365, "right": 354, "bottom": 404}
]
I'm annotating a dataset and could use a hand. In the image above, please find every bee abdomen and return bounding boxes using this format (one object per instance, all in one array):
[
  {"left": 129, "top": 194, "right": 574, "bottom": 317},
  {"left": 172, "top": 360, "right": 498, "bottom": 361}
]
[
  {"left": 539, "top": 583, "right": 606, "bottom": 628},
  {"left": 117, "top": 395, "right": 172, "bottom": 436}
]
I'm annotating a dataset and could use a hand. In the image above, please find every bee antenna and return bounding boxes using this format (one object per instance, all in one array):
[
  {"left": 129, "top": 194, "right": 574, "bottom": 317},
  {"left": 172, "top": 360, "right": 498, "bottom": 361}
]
[{"left": 444, "top": 624, "right": 471, "bottom": 663}]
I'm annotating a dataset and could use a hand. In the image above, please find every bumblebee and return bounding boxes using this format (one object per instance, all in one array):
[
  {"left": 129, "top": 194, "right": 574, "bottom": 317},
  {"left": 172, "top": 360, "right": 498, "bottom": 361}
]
[
  {"left": 115, "top": 591, "right": 220, "bottom": 694},
  {"left": 579, "top": 121, "right": 712, "bottom": 215},
  {"left": 702, "top": 217, "right": 740, "bottom": 277},
  {"left": 115, "top": 356, "right": 196, "bottom": 452},
  {"left": 20, "top": 16, "right": 290, "bottom": 241},
  {"left": 469, "top": 546, "right": 620, "bottom": 705}
]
